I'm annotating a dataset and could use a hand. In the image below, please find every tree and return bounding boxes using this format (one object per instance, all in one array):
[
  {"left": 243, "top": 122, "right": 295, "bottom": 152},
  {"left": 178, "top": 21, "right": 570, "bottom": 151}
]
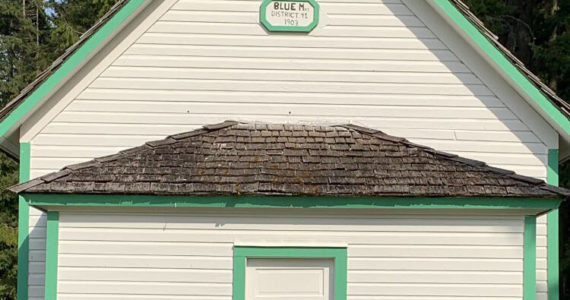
[
  {"left": 0, "top": 154, "right": 18, "bottom": 299},
  {"left": 0, "top": 0, "right": 51, "bottom": 107}
]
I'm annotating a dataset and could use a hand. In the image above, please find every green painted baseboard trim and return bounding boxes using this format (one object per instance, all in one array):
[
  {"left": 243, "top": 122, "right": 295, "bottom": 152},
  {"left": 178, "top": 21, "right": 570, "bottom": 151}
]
[
  {"left": 17, "top": 143, "right": 30, "bottom": 300},
  {"left": 525, "top": 215, "right": 537, "bottom": 300},
  {"left": 233, "top": 246, "right": 347, "bottom": 300},
  {"left": 23, "top": 194, "right": 562, "bottom": 211},
  {"left": 44, "top": 211, "right": 59, "bottom": 300},
  {"left": 547, "top": 149, "right": 560, "bottom": 300}
]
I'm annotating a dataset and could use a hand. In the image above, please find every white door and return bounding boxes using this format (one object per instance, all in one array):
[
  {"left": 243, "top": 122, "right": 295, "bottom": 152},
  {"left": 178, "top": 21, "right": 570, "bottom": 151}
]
[{"left": 246, "top": 258, "right": 334, "bottom": 300}]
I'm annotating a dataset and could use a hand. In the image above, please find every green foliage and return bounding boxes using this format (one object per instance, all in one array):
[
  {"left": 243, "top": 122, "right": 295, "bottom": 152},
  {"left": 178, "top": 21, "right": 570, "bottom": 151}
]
[
  {"left": 0, "top": 153, "right": 18, "bottom": 299},
  {"left": 462, "top": 0, "right": 514, "bottom": 34},
  {"left": 0, "top": 0, "right": 51, "bottom": 107}
]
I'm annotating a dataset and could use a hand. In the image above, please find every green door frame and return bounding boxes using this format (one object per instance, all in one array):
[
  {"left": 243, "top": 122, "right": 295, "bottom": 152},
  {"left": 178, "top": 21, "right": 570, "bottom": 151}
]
[{"left": 233, "top": 246, "right": 347, "bottom": 300}]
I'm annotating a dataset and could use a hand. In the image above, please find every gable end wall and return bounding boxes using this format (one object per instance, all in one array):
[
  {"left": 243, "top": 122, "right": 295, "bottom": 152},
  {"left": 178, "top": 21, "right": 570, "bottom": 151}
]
[{"left": 18, "top": 0, "right": 558, "bottom": 299}]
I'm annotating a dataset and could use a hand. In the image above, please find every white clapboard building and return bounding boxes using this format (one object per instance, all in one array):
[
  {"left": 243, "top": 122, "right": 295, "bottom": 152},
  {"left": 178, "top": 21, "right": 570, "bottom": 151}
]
[{"left": 3, "top": 0, "right": 570, "bottom": 299}]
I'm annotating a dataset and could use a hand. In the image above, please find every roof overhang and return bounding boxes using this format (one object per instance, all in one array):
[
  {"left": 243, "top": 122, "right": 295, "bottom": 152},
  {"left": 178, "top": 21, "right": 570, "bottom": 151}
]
[
  {"left": 426, "top": 0, "right": 570, "bottom": 155},
  {"left": 0, "top": 0, "right": 150, "bottom": 149}
]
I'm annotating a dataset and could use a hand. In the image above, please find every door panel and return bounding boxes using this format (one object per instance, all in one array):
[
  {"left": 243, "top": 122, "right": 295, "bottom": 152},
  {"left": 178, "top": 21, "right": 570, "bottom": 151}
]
[{"left": 246, "top": 258, "right": 334, "bottom": 300}]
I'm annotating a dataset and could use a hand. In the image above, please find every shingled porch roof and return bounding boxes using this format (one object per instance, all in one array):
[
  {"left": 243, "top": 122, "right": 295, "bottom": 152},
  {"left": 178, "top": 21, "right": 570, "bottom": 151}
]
[{"left": 10, "top": 121, "right": 569, "bottom": 198}]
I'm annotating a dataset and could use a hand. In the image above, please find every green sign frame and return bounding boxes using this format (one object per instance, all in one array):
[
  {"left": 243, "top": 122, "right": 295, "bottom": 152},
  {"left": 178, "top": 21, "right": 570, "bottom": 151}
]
[{"left": 260, "top": 0, "right": 320, "bottom": 32}]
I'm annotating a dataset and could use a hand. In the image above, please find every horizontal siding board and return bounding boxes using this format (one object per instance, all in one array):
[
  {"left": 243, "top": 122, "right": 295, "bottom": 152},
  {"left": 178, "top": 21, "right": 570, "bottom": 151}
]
[
  {"left": 348, "top": 283, "right": 521, "bottom": 297},
  {"left": 64, "top": 101, "right": 512, "bottom": 119},
  {"left": 137, "top": 33, "right": 449, "bottom": 49},
  {"left": 348, "top": 270, "right": 522, "bottom": 283},
  {"left": 33, "top": 134, "right": 164, "bottom": 147},
  {"left": 349, "top": 245, "right": 522, "bottom": 258},
  {"left": 59, "top": 295, "right": 228, "bottom": 300},
  {"left": 59, "top": 254, "right": 232, "bottom": 269},
  {"left": 328, "top": 15, "right": 424, "bottom": 27},
  {"left": 58, "top": 241, "right": 233, "bottom": 256},
  {"left": 59, "top": 268, "right": 231, "bottom": 283},
  {"left": 101, "top": 67, "right": 483, "bottom": 84},
  {"left": 29, "top": 250, "right": 46, "bottom": 262},
  {"left": 59, "top": 228, "right": 524, "bottom": 246},
  {"left": 29, "top": 238, "right": 45, "bottom": 250},
  {"left": 147, "top": 21, "right": 437, "bottom": 38},
  {"left": 90, "top": 78, "right": 492, "bottom": 96},
  {"left": 58, "top": 281, "right": 232, "bottom": 296},
  {"left": 124, "top": 45, "right": 460, "bottom": 61},
  {"left": 349, "top": 257, "right": 522, "bottom": 271},
  {"left": 113, "top": 55, "right": 471, "bottom": 73},
  {"left": 454, "top": 130, "right": 542, "bottom": 143},
  {"left": 77, "top": 90, "right": 503, "bottom": 107}
]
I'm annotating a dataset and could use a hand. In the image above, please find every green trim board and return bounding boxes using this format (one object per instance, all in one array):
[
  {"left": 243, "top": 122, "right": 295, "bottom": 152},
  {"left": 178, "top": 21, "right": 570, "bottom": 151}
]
[
  {"left": 0, "top": 0, "right": 147, "bottom": 139},
  {"left": 44, "top": 211, "right": 59, "bottom": 300},
  {"left": 22, "top": 194, "right": 562, "bottom": 211},
  {"left": 17, "top": 143, "right": 30, "bottom": 300},
  {"left": 547, "top": 149, "right": 560, "bottom": 300},
  {"left": 233, "top": 246, "right": 347, "bottom": 300},
  {"left": 433, "top": 0, "right": 570, "bottom": 136},
  {"left": 525, "top": 215, "right": 537, "bottom": 300},
  {"left": 260, "top": 0, "right": 319, "bottom": 32}
]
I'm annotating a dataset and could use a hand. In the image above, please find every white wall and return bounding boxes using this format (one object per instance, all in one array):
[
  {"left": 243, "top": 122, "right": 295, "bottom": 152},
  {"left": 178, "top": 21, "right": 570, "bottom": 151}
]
[
  {"left": 19, "top": 0, "right": 557, "bottom": 298},
  {"left": 55, "top": 210, "right": 525, "bottom": 299},
  {"left": 22, "top": 0, "right": 556, "bottom": 179}
]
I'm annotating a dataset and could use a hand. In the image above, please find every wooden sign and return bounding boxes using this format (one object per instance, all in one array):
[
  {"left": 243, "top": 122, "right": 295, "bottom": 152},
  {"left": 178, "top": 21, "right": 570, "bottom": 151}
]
[{"left": 260, "top": 0, "right": 319, "bottom": 32}]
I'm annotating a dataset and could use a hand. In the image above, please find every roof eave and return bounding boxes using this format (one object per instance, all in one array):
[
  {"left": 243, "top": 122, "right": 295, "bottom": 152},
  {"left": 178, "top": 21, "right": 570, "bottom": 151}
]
[
  {"left": 0, "top": 0, "right": 149, "bottom": 151},
  {"left": 427, "top": 0, "right": 570, "bottom": 147}
]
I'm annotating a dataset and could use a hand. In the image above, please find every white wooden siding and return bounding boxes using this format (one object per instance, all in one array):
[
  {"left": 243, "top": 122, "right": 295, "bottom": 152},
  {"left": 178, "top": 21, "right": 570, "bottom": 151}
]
[
  {"left": 55, "top": 211, "right": 525, "bottom": 299},
  {"left": 22, "top": 0, "right": 556, "bottom": 180},
  {"left": 20, "top": 0, "right": 556, "bottom": 298}
]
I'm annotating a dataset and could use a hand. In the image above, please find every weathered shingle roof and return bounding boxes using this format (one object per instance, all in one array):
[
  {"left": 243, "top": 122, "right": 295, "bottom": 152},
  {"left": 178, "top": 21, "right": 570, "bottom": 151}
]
[{"left": 11, "top": 121, "right": 569, "bottom": 198}]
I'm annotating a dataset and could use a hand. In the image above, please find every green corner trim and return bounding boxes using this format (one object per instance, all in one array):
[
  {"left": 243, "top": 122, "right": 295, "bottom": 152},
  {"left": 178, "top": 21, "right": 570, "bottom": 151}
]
[
  {"left": 17, "top": 143, "right": 30, "bottom": 300},
  {"left": 0, "top": 0, "right": 146, "bottom": 139},
  {"left": 260, "top": 0, "right": 319, "bottom": 32},
  {"left": 524, "top": 215, "right": 537, "bottom": 300},
  {"left": 233, "top": 246, "right": 347, "bottom": 300},
  {"left": 434, "top": 0, "right": 570, "bottom": 136},
  {"left": 45, "top": 211, "right": 59, "bottom": 300},
  {"left": 547, "top": 149, "right": 560, "bottom": 300},
  {"left": 22, "top": 194, "right": 562, "bottom": 211}
]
